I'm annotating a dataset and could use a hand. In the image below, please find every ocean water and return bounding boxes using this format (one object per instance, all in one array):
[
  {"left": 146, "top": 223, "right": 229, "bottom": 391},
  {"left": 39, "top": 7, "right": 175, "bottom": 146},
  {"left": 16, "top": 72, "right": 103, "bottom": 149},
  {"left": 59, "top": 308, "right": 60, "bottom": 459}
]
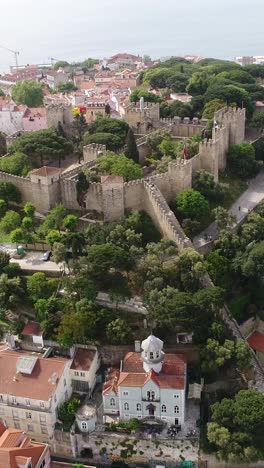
[{"left": 1, "top": 0, "right": 264, "bottom": 73}]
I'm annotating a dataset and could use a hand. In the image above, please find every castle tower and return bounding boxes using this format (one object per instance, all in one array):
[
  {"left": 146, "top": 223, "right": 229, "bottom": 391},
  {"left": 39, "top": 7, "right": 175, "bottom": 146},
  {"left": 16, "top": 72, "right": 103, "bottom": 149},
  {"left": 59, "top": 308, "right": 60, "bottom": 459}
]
[
  {"left": 141, "top": 334, "right": 165, "bottom": 373},
  {"left": 30, "top": 166, "right": 61, "bottom": 212}
]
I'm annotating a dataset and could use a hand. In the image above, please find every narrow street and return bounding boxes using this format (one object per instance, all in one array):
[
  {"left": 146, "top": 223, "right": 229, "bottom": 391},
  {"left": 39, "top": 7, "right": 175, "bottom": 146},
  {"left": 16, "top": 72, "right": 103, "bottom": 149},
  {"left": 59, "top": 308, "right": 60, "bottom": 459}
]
[{"left": 193, "top": 170, "right": 264, "bottom": 250}]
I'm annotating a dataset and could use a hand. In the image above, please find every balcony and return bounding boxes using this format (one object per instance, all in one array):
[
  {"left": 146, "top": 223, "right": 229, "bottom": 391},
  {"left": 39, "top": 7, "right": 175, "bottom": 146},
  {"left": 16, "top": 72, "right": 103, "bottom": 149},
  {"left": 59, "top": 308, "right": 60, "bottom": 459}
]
[{"left": 142, "top": 397, "right": 160, "bottom": 403}]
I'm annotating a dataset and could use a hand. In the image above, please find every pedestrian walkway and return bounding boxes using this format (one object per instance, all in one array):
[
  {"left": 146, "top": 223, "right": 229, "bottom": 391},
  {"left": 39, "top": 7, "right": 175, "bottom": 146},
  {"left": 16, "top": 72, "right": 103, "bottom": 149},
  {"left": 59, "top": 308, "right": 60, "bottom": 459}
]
[{"left": 193, "top": 171, "right": 264, "bottom": 250}]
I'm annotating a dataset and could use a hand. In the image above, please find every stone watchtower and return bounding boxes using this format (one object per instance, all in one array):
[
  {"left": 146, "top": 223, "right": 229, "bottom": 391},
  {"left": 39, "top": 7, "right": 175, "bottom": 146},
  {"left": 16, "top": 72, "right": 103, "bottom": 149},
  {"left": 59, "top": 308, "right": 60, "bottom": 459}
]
[
  {"left": 30, "top": 166, "right": 61, "bottom": 212},
  {"left": 124, "top": 98, "right": 160, "bottom": 133},
  {"left": 45, "top": 102, "right": 73, "bottom": 130},
  {"left": 83, "top": 143, "right": 106, "bottom": 163}
]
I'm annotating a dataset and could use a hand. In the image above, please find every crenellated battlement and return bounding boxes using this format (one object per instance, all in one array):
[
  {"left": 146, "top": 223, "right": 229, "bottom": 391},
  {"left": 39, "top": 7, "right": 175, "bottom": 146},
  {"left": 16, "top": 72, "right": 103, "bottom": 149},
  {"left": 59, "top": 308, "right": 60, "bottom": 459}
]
[{"left": 83, "top": 143, "right": 107, "bottom": 163}]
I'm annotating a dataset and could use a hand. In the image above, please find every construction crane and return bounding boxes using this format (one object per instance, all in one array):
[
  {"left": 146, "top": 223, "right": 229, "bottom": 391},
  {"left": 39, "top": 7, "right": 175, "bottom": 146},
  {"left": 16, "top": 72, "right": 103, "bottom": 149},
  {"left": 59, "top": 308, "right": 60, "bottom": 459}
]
[
  {"left": 48, "top": 57, "right": 63, "bottom": 65},
  {"left": 0, "top": 45, "right": 19, "bottom": 70}
]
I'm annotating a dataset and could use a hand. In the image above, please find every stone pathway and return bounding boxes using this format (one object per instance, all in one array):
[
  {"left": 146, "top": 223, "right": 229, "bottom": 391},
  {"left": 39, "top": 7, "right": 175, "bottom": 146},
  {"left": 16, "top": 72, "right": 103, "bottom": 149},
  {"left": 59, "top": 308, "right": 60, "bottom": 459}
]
[{"left": 193, "top": 171, "right": 264, "bottom": 250}]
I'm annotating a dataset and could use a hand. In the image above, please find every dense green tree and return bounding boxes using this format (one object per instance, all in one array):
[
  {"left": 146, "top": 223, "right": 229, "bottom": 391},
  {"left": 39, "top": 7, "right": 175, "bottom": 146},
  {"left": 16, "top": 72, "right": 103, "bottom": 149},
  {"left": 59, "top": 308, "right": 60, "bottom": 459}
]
[
  {"left": 204, "top": 84, "right": 254, "bottom": 118},
  {"left": 83, "top": 132, "right": 122, "bottom": 151},
  {"left": 213, "top": 207, "right": 236, "bottom": 230},
  {"left": 227, "top": 143, "right": 258, "bottom": 178},
  {"left": 0, "top": 273, "right": 23, "bottom": 308},
  {"left": 9, "top": 129, "right": 73, "bottom": 167},
  {"left": 0, "top": 210, "right": 21, "bottom": 233},
  {"left": 46, "top": 230, "right": 62, "bottom": 247},
  {"left": 0, "top": 132, "right": 7, "bottom": 156},
  {"left": 125, "top": 128, "right": 139, "bottom": 163},
  {"left": 76, "top": 171, "right": 90, "bottom": 207},
  {"left": 240, "top": 240, "right": 264, "bottom": 281},
  {"left": 27, "top": 272, "right": 55, "bottom": 303},
  {"left": 0, "top": 252, "right": 10, "bottom": 272},
  {"left": 0, "top": 181, "right": 21, "bottom": 204},
  {"left": 206, "top": 251, "right": 232, "bottom": 289},
  {"left": 202, "top": 99, "right": 226, "bottom": 119},
  {"left": 106, "top": 318, "right": 132, "bottom": 344},
  {"left": 10, "top": 228, "right": 25, "bottom": 244},
  {"left": 86, "top": 243, "right": 132, "bottom": 277},
  {"left": 63, "top": 214, "right": 78, "bottom": 232},
  {"left": 87, "top": 117, "right": 128, "bottom": 143},
  {"left": 105, "top": 103, "right": 111, "bottom": 115},
  {"left": 12, "top": 80, "right": 44, "bottom": 107},
  {"left": 24, "top": 202, "right": 36, "bottom": 218},
  {"left": 56, "top": 308, "right": 98, "bottom": 348},
  {"left": 207, "top": 390, "right": 264, "bottom": 461},
  {"left": 176, "top": 189, "right": 210, "bottom": 219},
  {"left": 251, "top": 112, "right": 264, "bottom": 133},
  {"left": 0, "top": 151, "right": 32, "bottom": 176},
  {"left": 56, "top": 81, "right": 77, "bottom": 92},
  {"left": 187, "top": 71, "right": 211, "bottom": 95},
  {"left": 98, "top": 152, "right": 143, "bottom": 181},
  {"left": 53, "top": 61, "right": 70, "bottom": 70}
]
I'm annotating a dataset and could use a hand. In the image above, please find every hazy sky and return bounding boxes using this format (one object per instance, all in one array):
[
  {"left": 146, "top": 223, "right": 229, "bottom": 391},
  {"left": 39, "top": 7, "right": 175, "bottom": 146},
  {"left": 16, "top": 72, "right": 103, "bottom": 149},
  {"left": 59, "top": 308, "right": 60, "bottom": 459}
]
[{"left": 1, "top": 0, "right": 264, "bottom": 72}]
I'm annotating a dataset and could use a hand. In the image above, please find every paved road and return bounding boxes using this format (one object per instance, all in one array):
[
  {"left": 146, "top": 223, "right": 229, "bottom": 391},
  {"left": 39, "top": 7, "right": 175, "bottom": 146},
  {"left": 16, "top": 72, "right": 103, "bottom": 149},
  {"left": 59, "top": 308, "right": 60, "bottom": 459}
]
[
  {"left": 193, "top": 171, "right": 264, "bottom": 250},
  {"left": 0, "top": 244, "right": 63, "bottom": 273}
]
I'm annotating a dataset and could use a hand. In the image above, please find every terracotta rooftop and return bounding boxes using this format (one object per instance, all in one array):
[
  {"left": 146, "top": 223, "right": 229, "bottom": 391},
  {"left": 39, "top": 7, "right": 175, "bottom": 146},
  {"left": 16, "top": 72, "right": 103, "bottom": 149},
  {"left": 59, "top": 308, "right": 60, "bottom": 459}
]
[
  {"left": 102, "top": 368, "right": 120, "bottom": 396},
  {"left": 101, "top": 175, "right": 124, "bottom": 184},
  {"left": 0, "top": 349, "right": 68, "bottom": 400},
  {"left": 0, "top": 426, "right": 48, "bottom": 468},
  {"left": 247, "top": 331, "right": 264, "bottom": 353},
  {"left": 123, "top": 352, "right": 186, "bottom": 375},
  {"left": 70, "top": 348, "right": 96, "bottom": 371},
  {"left": 30, "top": 166, "right": 61, "bottom": 177},
  {"left": 21, "top": 321, "right": 43, "bottom": 337},
  {"left": 118, "top": 369, "right": 185, "bottom": 390},
  {"left": 23, "top": 107, "right": 47, "bottom": 118}
]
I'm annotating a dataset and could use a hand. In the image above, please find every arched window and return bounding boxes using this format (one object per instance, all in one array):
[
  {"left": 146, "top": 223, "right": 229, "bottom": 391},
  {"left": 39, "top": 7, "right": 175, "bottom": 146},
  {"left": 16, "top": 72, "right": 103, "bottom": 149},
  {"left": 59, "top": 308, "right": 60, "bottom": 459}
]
[
  {"left": 161, "top": 404, "right": 166, "bottom": 413},
  {"left": 149, "top": 352, "right": 154, "bottom": 360},
  {"left": 136, "top": 403, "right": 141, "bottom": 411},
  {"left": 110, "top": 398, "right": 115, "bottom": 407},
  {"left": 147, "top": 390, "right": 155, "bottom": 400},
  {"left": 174, "top": 405, "right": 179, "bottom": 414},
  {"left": 124, "top": 402, "right": 129, "bottom": 411}
]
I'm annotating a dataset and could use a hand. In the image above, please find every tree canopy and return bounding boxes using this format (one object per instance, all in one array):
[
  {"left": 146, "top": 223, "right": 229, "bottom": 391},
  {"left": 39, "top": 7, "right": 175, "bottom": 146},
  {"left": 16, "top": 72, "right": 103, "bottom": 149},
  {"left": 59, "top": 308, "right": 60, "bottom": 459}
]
[
  {"left": 12, "top": 80, "right": 44, "bottom": 107},
  {"left": 9, "top": 129, "right": 73, "bottom": 167},
  {"left": 98, "top": 152, "right": 143, "bottom": 181}
]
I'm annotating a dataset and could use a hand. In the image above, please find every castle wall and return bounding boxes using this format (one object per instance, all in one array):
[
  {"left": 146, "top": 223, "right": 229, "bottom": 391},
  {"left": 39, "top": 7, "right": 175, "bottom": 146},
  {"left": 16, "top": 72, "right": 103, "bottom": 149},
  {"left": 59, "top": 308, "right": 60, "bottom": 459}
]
[
  {"left": 85, "top": 183, "right": 103, "bottom": 213},
  {"left": 124, "top": 179, "right": 145, "bottom": 211},
  {"left": 199, "top": 140, "right": 219, "bottom": 182},
  {"left": 83, "top": 143, "right": 106, "bottom": 163},
  {"left": 101, "top": 179, "right": 125, "bottom": 221},
  {"left": 0, "top": 171, "right": 33, "bottom": 206}
]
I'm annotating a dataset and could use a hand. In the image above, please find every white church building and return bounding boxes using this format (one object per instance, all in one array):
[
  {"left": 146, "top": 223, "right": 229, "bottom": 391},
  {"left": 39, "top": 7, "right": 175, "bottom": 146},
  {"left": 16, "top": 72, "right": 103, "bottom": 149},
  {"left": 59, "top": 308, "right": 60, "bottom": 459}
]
[{"left": 103, "top": 335, "right": 187, "bottom": 425}]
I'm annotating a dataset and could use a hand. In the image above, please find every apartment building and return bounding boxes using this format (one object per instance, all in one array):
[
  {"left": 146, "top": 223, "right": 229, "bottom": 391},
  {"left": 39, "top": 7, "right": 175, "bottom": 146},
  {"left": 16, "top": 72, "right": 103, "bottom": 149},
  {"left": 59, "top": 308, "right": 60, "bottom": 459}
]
[
  {"left": 0, "top": 346, "right": 72, "bottom": 449},
  {"left": 0, "top": 422, "right": 50, "bottom": 468}
]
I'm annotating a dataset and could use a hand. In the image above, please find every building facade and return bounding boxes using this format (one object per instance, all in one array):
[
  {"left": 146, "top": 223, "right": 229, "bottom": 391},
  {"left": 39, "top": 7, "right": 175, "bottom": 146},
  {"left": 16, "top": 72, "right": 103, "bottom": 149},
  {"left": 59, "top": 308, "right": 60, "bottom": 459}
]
[
  {"left": 0, "top": 422, "right": 50, "bottom": 468},
  {"left": 103, "top": 335, "right": 186, "bottom": 426}
]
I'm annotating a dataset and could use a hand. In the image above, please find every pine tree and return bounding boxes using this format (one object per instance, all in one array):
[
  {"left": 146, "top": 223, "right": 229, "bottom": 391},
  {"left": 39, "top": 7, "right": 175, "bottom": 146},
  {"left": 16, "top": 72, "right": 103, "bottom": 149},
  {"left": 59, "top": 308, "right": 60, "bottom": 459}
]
[
  {"left": 105, "top": 103, "right": 111, "bottom": 116},
  {"left": 125, "top": 128, "right": 139, "bottom": 163}
]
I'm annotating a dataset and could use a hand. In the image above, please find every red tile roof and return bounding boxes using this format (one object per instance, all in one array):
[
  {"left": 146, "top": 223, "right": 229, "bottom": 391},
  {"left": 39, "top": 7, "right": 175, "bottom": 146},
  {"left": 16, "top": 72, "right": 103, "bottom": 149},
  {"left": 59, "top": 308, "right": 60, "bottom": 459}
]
[
  {"left": 0, "top": 349, "right": 68, "bottom": 400},
  {"left": 70, "top": 348, "right": 96, "bottom": 371},
  {"left": 103, "top": 368, "right": 120, "bottom": 395},
  {"left": 0, "top": 426, "right": 48, "bottom": 468},
  {"left": 247, "top": 331, "right": 264, "bottom": 353},
  {"left": 101, "top": 175, "right": 124, "bottom": 184},
  {"left": 30, "top": 166, "right": 61, "bottom": 177},
  {"left": 123, "top": 352, "right": 186, "bottom": 375},
  {"left": 21, "top": 321, "right": 43, "bottom": 337},
  {"left": 118, "top": 369, "right": 185, "bottom": 390}
]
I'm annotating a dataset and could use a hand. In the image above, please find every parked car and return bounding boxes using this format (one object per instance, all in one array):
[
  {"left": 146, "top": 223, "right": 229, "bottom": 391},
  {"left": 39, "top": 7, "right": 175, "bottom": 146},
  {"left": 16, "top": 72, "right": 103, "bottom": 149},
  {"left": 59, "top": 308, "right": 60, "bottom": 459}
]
[{"left": 41, "top": 250, "right": 52, "bottom": 261}]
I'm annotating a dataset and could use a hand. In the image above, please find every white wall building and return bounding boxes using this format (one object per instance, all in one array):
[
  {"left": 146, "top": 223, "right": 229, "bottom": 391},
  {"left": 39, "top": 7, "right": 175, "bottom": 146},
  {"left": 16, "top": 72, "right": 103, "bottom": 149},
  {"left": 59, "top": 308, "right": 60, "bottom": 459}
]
[{"left": 103, "top": 335, "right": 187, "bottom": 426}]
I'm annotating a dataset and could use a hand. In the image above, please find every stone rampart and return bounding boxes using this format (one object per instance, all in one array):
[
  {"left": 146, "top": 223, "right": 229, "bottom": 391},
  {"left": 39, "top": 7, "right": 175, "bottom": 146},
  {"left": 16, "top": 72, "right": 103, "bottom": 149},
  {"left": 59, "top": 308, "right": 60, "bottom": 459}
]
[
  {"left": 0, "top": 171, "right": 33, "bottom": 205},
  {"left": 143, "top": 181, "right": 192, "bottom": 249}
]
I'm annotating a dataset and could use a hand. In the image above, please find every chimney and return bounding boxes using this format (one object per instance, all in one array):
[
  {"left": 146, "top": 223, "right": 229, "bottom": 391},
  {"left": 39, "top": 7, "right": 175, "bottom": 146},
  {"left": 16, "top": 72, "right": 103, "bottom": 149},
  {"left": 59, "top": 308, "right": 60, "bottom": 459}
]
[{"left": 134, "top": 340, "right": 141, "bottom": 352}]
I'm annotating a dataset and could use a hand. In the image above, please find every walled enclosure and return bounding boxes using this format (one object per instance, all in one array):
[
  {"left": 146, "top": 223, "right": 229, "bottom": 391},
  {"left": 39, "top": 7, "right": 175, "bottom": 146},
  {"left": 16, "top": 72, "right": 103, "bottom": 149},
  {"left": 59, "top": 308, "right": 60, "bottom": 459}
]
[{"left": 0, "top": 107, "right": 245, "bottom": 245}]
